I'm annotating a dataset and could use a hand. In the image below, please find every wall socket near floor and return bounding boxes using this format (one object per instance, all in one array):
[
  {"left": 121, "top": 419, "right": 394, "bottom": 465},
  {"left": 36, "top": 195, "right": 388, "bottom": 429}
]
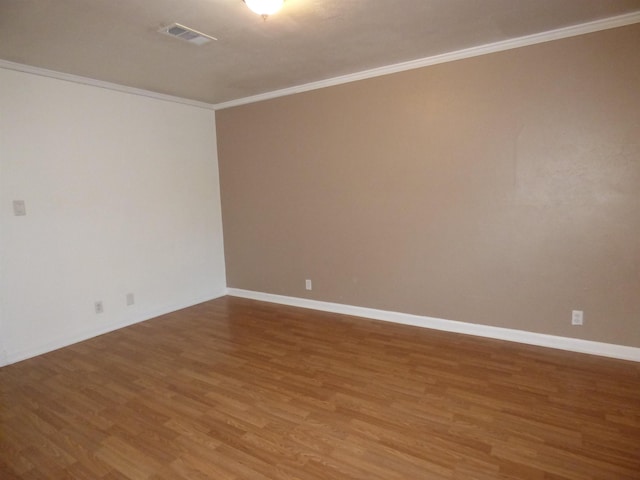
[
  {"left": 571, "top": 310, "right": 583, "bottom": 326},
  {"left": 95, "top": 301, "right": 104, "bottom": 314},
  {"left": 13, "top": 200, "right": 26, "bottom": 216},
  {"left": 305, "top": 279, "right": 312, "bottom": 291},
  {"left": 126, "top": 293, "right": 135, "bottom": 306}
]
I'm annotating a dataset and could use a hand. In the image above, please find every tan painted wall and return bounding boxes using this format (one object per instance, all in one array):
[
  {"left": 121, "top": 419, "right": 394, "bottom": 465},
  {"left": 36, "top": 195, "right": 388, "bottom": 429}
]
[{"left": 216, "top": 24, "right": 640, "bottom": 347}]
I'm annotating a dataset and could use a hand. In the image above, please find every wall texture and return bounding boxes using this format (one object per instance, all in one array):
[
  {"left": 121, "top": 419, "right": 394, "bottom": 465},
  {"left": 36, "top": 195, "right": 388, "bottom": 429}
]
[
  {"left": 217, "top": 24, "right": 640, "bottom": 347},
  {"left": 0, "top": 68, "right": 226, "bottom": 364}
]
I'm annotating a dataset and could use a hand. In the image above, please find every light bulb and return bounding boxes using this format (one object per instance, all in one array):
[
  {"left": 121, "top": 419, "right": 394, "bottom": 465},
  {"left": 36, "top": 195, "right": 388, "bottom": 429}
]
[{"left": 244, "top": 0, "right": 284, "bottom": 16}]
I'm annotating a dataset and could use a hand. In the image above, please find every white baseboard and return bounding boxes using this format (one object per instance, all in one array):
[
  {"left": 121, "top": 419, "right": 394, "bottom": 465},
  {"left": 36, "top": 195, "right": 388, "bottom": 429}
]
[
  {"left": 226, "top": 288, "right": 640, "bottom": 363},
  {"left": 3, "top": 290, "right": 227, "bottom": 366}
]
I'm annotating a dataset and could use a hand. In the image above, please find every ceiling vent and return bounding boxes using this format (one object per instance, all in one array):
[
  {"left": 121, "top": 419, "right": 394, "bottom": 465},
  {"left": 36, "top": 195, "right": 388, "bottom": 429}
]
[{"left": 159, "top": 23, "right": 216, "bottom": 46}]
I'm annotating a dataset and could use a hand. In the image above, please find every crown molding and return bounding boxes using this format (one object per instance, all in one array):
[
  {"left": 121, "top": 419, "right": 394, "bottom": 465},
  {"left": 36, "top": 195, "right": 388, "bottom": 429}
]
[
  {"left": 214, "top": 11, "right": 640, "bottom": 110},
  {"left": 0, "top": 59, "right": 215, "bottom": 110},
  {"left": 1, "top": 11, "right": 638, "bottom": 112}
]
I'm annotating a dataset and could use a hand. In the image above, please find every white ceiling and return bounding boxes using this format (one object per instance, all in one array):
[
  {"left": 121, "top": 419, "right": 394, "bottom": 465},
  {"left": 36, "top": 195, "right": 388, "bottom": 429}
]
[{"left": 1, "top": 0, "right": 639, "bottom": 105}]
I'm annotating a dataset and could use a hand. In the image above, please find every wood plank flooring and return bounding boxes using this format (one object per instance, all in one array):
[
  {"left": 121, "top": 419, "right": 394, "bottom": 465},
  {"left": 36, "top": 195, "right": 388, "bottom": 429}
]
[{"left": 1, "top": 296, "right": 639, "bottom": 479}]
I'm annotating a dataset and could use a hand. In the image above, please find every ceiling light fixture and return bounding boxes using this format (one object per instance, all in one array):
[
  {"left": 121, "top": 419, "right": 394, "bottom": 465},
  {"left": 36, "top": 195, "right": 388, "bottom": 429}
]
[{"left": 243, "top": 0, "right": 284, "bottom": 19}]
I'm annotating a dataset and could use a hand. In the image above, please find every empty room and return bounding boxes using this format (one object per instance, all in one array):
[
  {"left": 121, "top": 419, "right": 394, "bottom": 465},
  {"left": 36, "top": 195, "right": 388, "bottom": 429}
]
[{"left": 1, "top": 1, "right": 639, "bottom": 479}]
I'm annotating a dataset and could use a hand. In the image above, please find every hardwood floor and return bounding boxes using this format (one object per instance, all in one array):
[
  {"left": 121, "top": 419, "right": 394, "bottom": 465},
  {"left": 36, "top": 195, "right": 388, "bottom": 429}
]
[{"left": 1, "top": 296, "right": 639, "bottom": 479}]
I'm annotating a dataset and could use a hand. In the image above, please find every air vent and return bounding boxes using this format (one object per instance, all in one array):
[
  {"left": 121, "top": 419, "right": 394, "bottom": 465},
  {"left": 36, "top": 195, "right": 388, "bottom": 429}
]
[{"left": 159, "top": 23, "right": 216, "bottom": 46}]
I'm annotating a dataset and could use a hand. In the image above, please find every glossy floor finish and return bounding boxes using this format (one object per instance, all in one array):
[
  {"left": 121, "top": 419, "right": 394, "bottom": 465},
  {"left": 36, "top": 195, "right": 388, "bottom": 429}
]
[{"left": 1, "top": 297, "right": 639, "bottom": 479}]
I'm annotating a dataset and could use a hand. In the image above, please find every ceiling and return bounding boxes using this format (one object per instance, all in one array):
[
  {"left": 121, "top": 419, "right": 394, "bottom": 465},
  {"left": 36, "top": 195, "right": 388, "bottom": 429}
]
[{"left": 1, "top": 0, "right": 639, "bottom": 105}]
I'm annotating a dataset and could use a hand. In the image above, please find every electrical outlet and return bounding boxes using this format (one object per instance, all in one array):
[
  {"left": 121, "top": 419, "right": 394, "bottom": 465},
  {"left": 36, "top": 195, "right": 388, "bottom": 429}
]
[
  {"left": 571, "top": 310, "right": 583, "bottom": 326},
  {"left": 305, "top": 279, "right": 312, "bottom": 291},
  {"left": 95, "top": 301, "right": 104, "bottom": 314},
  {"left": 126, "top": 293, "right": 135, "bottom": 306},
  {"left": 13, "top": 200, "right": 26, "bottom": 216}
]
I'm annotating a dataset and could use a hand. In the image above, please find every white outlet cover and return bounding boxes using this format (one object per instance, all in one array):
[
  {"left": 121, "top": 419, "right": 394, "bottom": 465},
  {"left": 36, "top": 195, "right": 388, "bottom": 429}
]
[
  {"left": 571, "top": 310, "right": 583, "bottom": 325},
  {"left": 13, "top": 200, "right": 26, "bottom": 216}
]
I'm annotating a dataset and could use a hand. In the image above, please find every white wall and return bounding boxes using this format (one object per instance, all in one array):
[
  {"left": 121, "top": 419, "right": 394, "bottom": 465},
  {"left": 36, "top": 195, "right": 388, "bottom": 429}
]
[{"left": 0, "top": 67, "right": 226, "bottom": 365}]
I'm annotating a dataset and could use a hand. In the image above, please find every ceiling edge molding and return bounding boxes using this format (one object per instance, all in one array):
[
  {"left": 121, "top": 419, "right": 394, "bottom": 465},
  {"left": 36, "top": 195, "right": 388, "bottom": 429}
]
[
  {"left": 214, "top": 10, "right": 640, "bottom": 110},
  {"left": 0, "top": 10, "right": 637, "bottom": 111},
  {"left": 0, "top": 59, "right": 215, "bottom": 110}
]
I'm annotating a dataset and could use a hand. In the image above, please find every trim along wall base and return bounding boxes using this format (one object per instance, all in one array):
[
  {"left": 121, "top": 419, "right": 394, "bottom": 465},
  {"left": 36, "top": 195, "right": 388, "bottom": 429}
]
[
  {"left": 227, "top": 289, "right": 640, "bottom": 362},
  {"left": 5, "top": 289, "right": 638, "bottom": 366},
  {"left": 3, "top": 291, "right": 227, "bottom": 367}
]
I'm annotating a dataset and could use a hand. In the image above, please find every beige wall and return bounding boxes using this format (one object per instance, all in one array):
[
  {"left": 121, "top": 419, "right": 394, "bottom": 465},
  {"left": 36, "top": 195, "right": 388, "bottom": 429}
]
[{"left": 216, "top": 24, "right": 640, "bottom": 347}]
